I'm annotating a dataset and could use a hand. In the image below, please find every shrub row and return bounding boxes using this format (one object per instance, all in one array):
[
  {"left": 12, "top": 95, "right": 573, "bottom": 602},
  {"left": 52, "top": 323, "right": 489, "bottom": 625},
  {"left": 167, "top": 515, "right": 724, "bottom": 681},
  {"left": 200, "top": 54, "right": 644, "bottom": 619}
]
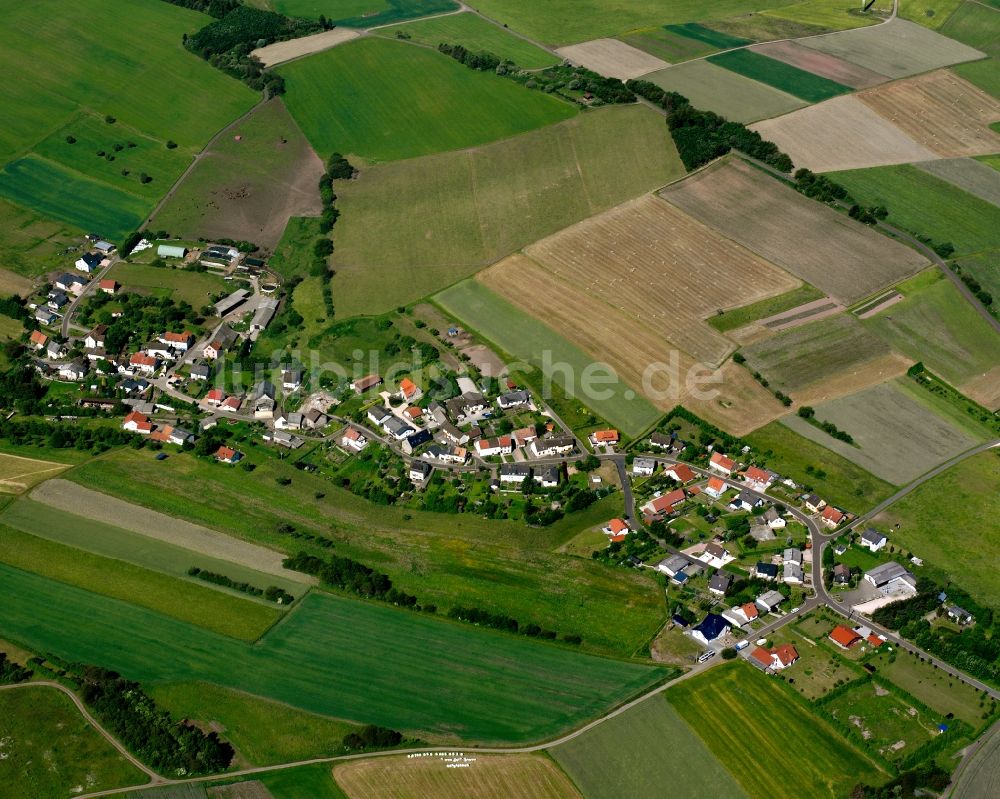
[{"left": 187, "top": 567, "right": 294, "bottom": 604}]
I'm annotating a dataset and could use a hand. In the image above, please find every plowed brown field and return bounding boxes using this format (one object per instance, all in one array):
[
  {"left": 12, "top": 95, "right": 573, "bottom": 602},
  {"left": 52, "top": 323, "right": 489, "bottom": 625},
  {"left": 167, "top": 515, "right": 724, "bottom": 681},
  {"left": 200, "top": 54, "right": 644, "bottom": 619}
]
[
  {"left": 857, "top": 70, "right": 1000, "bottom": 158},
  {"left": 750, "top": 41, "right": 889, "bottom": 89}
]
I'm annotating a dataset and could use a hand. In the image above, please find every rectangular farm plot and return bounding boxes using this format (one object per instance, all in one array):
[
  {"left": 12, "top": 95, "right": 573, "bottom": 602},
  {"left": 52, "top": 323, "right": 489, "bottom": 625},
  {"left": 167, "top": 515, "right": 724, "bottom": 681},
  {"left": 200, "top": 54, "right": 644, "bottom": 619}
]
[
  {"left": 619, "top": 27, "right": 720, "bottom": 64},
  {"left": 251, "top": 27, "right": 360, "bottom": 67},
  {"left": 799, "top": 18, "right": 985, "bottom": 78},
  {"left": 917, "top": 156, "right": 1000, "bottom": 206},
  {"left": 520, "top": 195, "right": 801, "bottom": 366},
  {"left": 660, "top": 158, "right": 929, "bottom": 303},
  {"left": 708, "top": 48, "right": 852, "bottom": 102},
  {"left": 644, "top": 60, "right": 806, "bottom": 123},
  {"left": 780, "top": 379, "right": 984, "bottom": 484},
  {"left": 856, "top": 70, "right": 1000, "bottom": 157},
  {"left": 749, "top": 40, "right": 889, "bottom": 88},
  {"left": 761, "top": 0, "right": 883, "bottom": 31},
  {"left": 750, "top": 95, "right": 937, "bottom": 172},
  {"left": 0, "top": 452, "right": 67, "bottom": 494},
  {"left": 555, "top": 38, "right": 669, "bottom": 79},
  {"left": 664, "top": 22, "right": 754, "bottom": 49}
]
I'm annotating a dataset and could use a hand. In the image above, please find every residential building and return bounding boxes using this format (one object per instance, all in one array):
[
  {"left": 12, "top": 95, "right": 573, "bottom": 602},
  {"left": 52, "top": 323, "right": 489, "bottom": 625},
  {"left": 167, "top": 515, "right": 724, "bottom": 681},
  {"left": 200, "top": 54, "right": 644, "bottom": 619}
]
[
  {"left": 215, "top": 446, "right": 242, "bottom": 464},
  {"left": 783, "top": 548, "right": 803, "bottom": 566},
  {"left": 274, "top": 411, "right": 303, "bottom": 430},
  {"left": 75, "top": 252, "right": 103, "bottom": 273},
  {"left": 705, "top": 475, "right": 728, "bottom": 499},
  {"left": 709, "top": 451, "right": 735, "bottom": 475},
  {"left": 590, "top": 429, "right": 619, "bottom": 447},
  {"left": 281, "top": 368, "right": 303, "bottom": 392},
  {"left": 496, "top": 390, "right": 530, "bottom": 410},
  {"left": 632, "top": 457, "right": 656, "bottom": 476},
  {"left": 755, "top": 590, "right": 785, "bottom": 614},
  {"left": 203, "top": 326, "right": 237, "bottom": 359},
  {"left": 58, "top": 359, "right": 87, "bottom": 381},
  {"left": 530, "top": 435, "right": 575, "bottom": 458},
  {"left": 384, "top": 417, "right": 415, "bottom": 440},
  {"left": 409, "top": 460, "right": 432, "bottom": 482},
  {"left": 649, "top": 431, "right": 673, "bottom": 450},
  {"left": 700, "top": 541, "right": 733, "bottom": 569},
  {"left": 440, "top": 422, "right": 469, "bottom": 446},
  {"left": 341, "top": 427, "right": 368, "bottom": 451},
  {"left": 304, "top": 409, "right": 329, "bottom": 429},
  {"left": 664, "top": 463, "right": 695, "bottom": 484},
  {"left": 753, "top": 562, "right": 779, "bottom": 581},
  {"left": 250, "top": 380, "right": 276, "bottom": 419},
  {"left": 859, "top": 528, "right": 888, "bottom": 552},
  {"left": 367, "top": 406, "right": 392, "bottom": 427},
  {"left": 763, "top": 507, "right": 786, "bottom": 529},
  {"left": 783, "top": 563, "right": 804, "bottom": 584},
  {"left": 534, "top": 465, "right": 559, "bottom": 488},
  {"left": 475, "top": 436, "right": 512, "bottom": 457},
  {"left": 99, "top": 279, "right": 119, "bottom": 294},
  {"left": 733, "top": 602, "right": 759, "bottom": 624},
  {"left": 803, "top": 494, "right": 826, "bottom": 513},
  {"left": 947, "top": 606, "right": 974, "bottom": 625},
  {"left": 641, "top": 488, "right": 686, "bottom": 518},
  {"left": 351, "top": 374, "right": 381, "bottom": 394},
  {"left": 446, "top": 392, "right": 487, "bottom": 420},
  {"left": 398, "top": 378, "right": 420, "bottom": 402},
  {"left": 691, "top": 614, "right": 730, "bottom": 646},
  {"left": 402, "top": 429, "right": 432, "bottom": 454},
  {"left": 730, "top": 489, "right": 763, "bottom": 512},
  {"left": 122, "top": 411, "right": 152, "bottom": 434},
  {"left": 160, "top": 331, "right": 194, "bottom": 352},
  {"left": 742, "top": 466, "right": 775, "bottom": 492},
  {"left": 603, "top": 518, "right": 629, "bottom": 543},
  {"left": 749, "top": 643, "right": 799, "bottom": 672},
  {"left": 864, "top": 562, "right": 917, "bottom": 597},
  {"left": 189, "top": 362, "right": 212, "bottom": 381},
  {"left": 512, "top": 427, "right": 537, "bottom": 449},
  {"left": 205, "top": 388, "right": 226, "bottom": 406},
  {"left": 29, "top": 330, "right": 48, "bottom": 351},
  {"left": 821, "top": 505, "right": 845, "bottom": 528},
  {"left": 128, "top": 352, "right": 159, "bottom": 375},
  {"left": 656, "top": 554, "right": 689, "bottom": 577},
  {"left": 708, "top": 571, "right": 733, "bottom": 596},
  {"left": 499, "top": 463, "right": 530, "bottom": 485},
  {"left": 833, "top": 563, "right": 851, "bottom": 585},
  {"left": 220, "top": 395, "right": 242, "bottom": 413},
  {"left": 829, "top": 625, "right": 862, "bottom": 650}
]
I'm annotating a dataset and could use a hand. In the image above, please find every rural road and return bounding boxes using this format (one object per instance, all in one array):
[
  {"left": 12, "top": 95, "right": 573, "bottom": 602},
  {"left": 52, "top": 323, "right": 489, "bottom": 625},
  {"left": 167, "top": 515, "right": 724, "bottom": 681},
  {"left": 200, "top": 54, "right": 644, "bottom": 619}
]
[{"left": 61, "top": 257, "right": 117, "bottom": 339}]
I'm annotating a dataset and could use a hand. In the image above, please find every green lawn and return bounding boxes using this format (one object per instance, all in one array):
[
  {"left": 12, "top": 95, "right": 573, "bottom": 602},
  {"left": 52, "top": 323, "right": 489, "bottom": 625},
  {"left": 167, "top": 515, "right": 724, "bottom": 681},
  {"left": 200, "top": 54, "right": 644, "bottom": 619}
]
[
  {"left": 257, "top": 764, "right": 349, "bottom": 799},
  {"left": 0, "top": 198, "right": 84, "bottom": 278},
  {"left": 0, "top": 685, "right": 146, "bottom": 799},
  {"left": 709, "top": 48, "right": 853, "bottom": 101},
  {"left": 279, "top": 37, "right": 575, "bottom": 162},
  {"left": 276, "top": 0, "right": 457, "bottom": 27},
  {"left": 875, "top": 451, "right": 1000, "bottom": 611},
  {"left": 376, "top": 12, "right": 560, "bottom": 68},
  {"left": 550, "top": 694, "right": 748, "bottom": 799},
  {"left": 747, "top": 421, "right": 895, "bottom": 511},
  {"left": 828, "top": 164, "right": 1000, "bottom": 258},
  {"left": 467, "top": 0, "right": 799, "bottom": 46},
  {"left": 435, "top": 280, "right": 661, "bottom": 436},
  {"left": 763, "top": 0, "right": 881, "bottom": 30},
  {"left": 668, "top": 663, "right": 886, "bottom": 799},
  {"left": 0, "top": 566, "right": 667, "bottom": 745},
  {"left": 329, "top": 104, "right": 683, "bottom": 315},
  {"left": 779, "top": 628, "right": 866, "bottom": 701},
  {"left": 104, "top": 261, "right": 229, "bottom": 308},
  {"left": 861, "top": 270, "right": 1000, "bottom": 394},
  {"left": 149, "top": 682, "right": 358, "bottom": 766},
  {"left": 0, "top": 523, "right": 282, "bottom": 641},
  {"left": 0, "top": 156, "right": 147, "bottom": 242},
  {"left": 68, "top": 448, "right": 667, "bottom": 659},
  {"left": 709, "top": 283, "right": 825, "bottom": 332},
  {"left": 270, "top": 216, "right": 325, "bottom": 280}
]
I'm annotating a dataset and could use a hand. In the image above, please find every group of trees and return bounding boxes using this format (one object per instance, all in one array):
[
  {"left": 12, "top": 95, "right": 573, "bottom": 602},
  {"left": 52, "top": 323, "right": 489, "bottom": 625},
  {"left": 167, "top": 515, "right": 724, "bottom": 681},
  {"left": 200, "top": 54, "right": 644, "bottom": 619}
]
[
  {"left": 849, "top": 765, "right": 950, "bottom": 799},
  {"left": 797, "top": 406, "right": 854, "bottom": 444},
  {"left": 438, "top": 43, "right": 502, "bottom": 72},
  {"left": 79, "top": 665, "right": 233, "bottom": 775},
  {"left": 794, "top": 168, "right": 850, "bottom": 203},
  {"left": 0, "top": 418, "right": 134, "bottom": 451},
  {"left": 187, "top": 567, "right": 294, "bottom": 604},
  {"left": 955, "top": 267, "right": 994, "bottom": 311},
  {"left": 185, "top": 6, "right": 328, "bottom": 94},
  {"left": 283, "top": 551, "right": 420, "bottom": 608},
  {"left": 733, "top": 353, "right": 792, "bottom": 406},
  {"left": 447, "top": 605, "right": 578, "bottom": 643},
  {"left": 341, "top": 725, "right": 405, "bottom": 753},
  {"left": 78, "top": 291, "right": 202, "bottom": 358},
  {"left": 626, "top": 80, "right": 792, "bottom": 172},
  {"left": 0, "top": 293, "right": 27, "bottom": 322},
  {"left": 0, "top": 652, "right": 32, "bottom": 685}
]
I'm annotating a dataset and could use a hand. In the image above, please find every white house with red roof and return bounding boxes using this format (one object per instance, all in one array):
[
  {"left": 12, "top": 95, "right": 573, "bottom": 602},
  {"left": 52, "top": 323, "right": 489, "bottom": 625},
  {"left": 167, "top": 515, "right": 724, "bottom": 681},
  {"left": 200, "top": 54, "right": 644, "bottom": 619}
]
[
  {"left": 641, "top": 488, "right": 686, "bottom": 518},
  {"left": 742, "top": 466, "right": 775, "bottom": 492},
  {"left": 590, "top": 429, "right": 619, "bottom": 447},
  {"left": 709, "top": 451, "right": 735, "bottom": 476},
  {"left": 99, "top": 279, "right": 119, "bottom": 295},
  {"left": 474, "top": 436, "right": 512, "bottom": 457},
  {"left": 749, "top": 643, "right": 799, "bottom": 672},
  {"left": 602, "top": 518, "right": 630, "bottom": 542},
  {"left": 122, "top": 411, "right": 152, "bottom": 434},
  {"left": 160, "top": 331, "right": 195, "bottom": 352},
  {"left": 341, "top": 427, "right": 368, "bottom": 451},
  {"left": 664, "top": 463, "right": 696, "bottom": 484},
  {"left": 821, "top": 505, "right": 845, "bottom": 528},
  {"left": 705, "top": 475, "right": 729, "bottom": 499},
  {"left": 205, "top": 388, "right": 226, "bottom": 407},
  {"left": 128, "top": 352, "right": 159, "bottom": 375},
  {"left": 214, "top": 445, "right": 242, "bottom": 464},
  {"left": 220, "top": 395, "right": 242, "bottom": 413},
  {"left": 29, "top": 330, "right": 48, "bottom": 351},
  {"left": 398, "top": 378, "right": 420, "bottom": 402},
  {"left": 733, "top": 602, "right": 759, "bottom": 625}
]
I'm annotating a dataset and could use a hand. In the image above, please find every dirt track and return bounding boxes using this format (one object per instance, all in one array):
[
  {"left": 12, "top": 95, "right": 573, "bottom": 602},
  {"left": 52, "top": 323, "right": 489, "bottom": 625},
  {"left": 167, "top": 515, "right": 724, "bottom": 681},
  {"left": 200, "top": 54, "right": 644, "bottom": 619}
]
[{"left": 31, "top": 479, "right": 313, "bottom": 584}]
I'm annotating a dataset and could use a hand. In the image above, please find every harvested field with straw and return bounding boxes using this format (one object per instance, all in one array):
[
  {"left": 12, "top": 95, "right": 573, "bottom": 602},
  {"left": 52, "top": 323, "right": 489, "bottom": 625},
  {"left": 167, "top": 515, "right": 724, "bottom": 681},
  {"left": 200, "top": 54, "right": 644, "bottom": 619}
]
[
  {"left": 750, "top": 95, "right": 936, "bottom": 172},
  {"left": 659, "top": 158, "right": 928, "bottom": 303},
  {"left": 519, "top": 195, "right": 800, "bottom": 365},
  {"left": 857, "top": 70, "right": 1000, "bottom": 157},
  {"left": 0, "top": 452, "right": 67, "bottom": 494},
  {"left": 749, "top": 40, "right": 888, "bottom": 88},
  {"left": 799, "top": 18, "right": 985, "bottom": 78},
  {"left": 251, "top": 27, "right": 360, "bottom": 67},
  {"left": 556, "top": 38, "right": 668, "bottom": 79}
]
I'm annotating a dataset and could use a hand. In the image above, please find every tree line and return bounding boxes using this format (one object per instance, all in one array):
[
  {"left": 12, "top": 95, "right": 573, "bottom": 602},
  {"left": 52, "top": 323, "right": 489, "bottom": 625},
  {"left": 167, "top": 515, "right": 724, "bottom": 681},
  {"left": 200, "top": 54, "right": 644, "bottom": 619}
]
[
  {"left": 187, "top": 567, "right": 294, "bottom": 604},
  {"left": 797, "top": 406, "right": 854, "bottom": 445},
  {"left": 446, "top": 605, "right": 580, "bottom": 643},
  {"left": 283, "top": 551, "right": 420, "bottom": 608},
  {"left": 0, "top": 652, "right": 32, "bottom": 684}
]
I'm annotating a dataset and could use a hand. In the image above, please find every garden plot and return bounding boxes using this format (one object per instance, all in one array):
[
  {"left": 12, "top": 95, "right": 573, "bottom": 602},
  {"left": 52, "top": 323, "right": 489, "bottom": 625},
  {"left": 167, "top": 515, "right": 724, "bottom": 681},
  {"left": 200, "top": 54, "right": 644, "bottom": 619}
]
[
  {"left": 917, "top": 157, "right": 1000, "bottom": 206},
  {"left": 750, "top": 95, "right": 937, "bottom": 172},
  {"left": 660, "top": 158, "right": 928, "bottom": 303},
  {"left": 749, "top": 40, "right": 889, "bottom": 88},
  {"left": 520, "top": 194, "right": 801, "bottom": 366},
  {"left": 556, "top": 38, "right": 669, "bottom": 79},
  {"left": 799, "top": 17, "right": 985, "bottom": 78},
  {"left": 857, "top": 70, "right": 1000, "bottom": 158},
  {"left": 780, "top": 379, "right": 983, "bottom": 484},
  {"left": 644, "top": 60, "right": 806, "bottom": 123}
]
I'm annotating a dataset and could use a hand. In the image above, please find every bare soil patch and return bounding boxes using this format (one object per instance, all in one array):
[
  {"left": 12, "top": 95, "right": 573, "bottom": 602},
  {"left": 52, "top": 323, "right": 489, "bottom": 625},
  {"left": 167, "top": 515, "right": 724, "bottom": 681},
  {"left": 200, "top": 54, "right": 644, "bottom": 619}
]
[
  {"left": 761, "top": 297, "right": 844, "bottom": 330},
  {"left": 750, "top": 95, "right": 937, "bottom": 172},
  {"left": 251, "top": 28, "right": 361, "bottom": 67},
  {"left": 31, "top": 479, "right": 312, "bottom": 583},
  {"left": 960, "top": 366, "right": 1000, "bottom": 410},
  {"left": 660, "top": 157, "right": 929, "bottom": 304},
  {"left": 521, "top": 194, "right": 800, "bottom": 366},
  {"left": 856, "top": 291, "right": 903, "bottom": 319},
  {"left": 556, "top": 38, "right": 669, "bottom": 79},
  {"left": 750, "top": 40, "right": 889, "bottom": 89},
  {"left": 858, "top": 71, "right": 1000, "bottom": 158}
]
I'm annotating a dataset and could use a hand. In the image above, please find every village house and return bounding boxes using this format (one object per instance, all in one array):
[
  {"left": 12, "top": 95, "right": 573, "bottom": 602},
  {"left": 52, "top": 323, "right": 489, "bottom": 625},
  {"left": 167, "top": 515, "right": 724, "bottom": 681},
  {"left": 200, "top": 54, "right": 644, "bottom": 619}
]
[
  {"left": 274, "top": 411, "right": 303, "bottom": 431},
  {"left": 530, "top": 435, "right": 575, "bottom": 458},
  {"left": 733, "top": 602, "right": 759, "bottom": 625},
  {"left": 203, "top": 326, "right": 238, "bottom": 360},
  {"left": 220, "top": 395, "right": 242, "bottom": 413},
  {"left": 708, "top": 571, "right": 733, "bottom": 596},
  {"left": 403, "top": 406, "right": 423, "bottom": 423},
  {"left": 402, "top": 429, "right": 433, "bottom": 454},
  {"left": 144, "top": 342, "right": 173, "bottom": 360},
  {"left": 497, "top": 389, "right": 530, "bottom": 410},
  {"left": 699, "top": 542, "right": 734, "bottom": 569},
  {"left": 742, "top": 466, "right": 775, "bottom": 492},
  {"left": 475, "top": 436, "right": 513, "bottom": 458},
  {"left": 864, "top": 562, "right": 917, "bottom": 597},
  {"left": 730, "top": 489, "right": 764, "bottom": 512},
  {"left": 783, "top": 562, "right": 804, "bottom": 584},
  {"left": 499, "top": 463, "right": 530, "bottom": 485},
  {"left": 190, "top": 362, "right": 212, "bottom": 381},
  {"left": 603, "top": 518, "right": 630, "bottom": 543},
  {"left": 35, "top": 307, "right": 56, "bottom": 326},
  {"left": 763, "top": 507, "right": 786, "bottom": 529},
  {"left": 947, "top": 605, "right": 974, "bottom": 626},
  {"left": 755, "top": 590, "right": 785, "bottom": 615},
  {"left": 85, "top": 324, "right": 108, "bottom": 351},
  {"left": 753, "top": 562, "right": 779, "bottom": 581},
  {"left": 58, "top": 359, "right": 87, "bottom": 381},
  {"left": 590, "top": 429, "right": 619, "bottom": 447},
  {"left": 833, "top": 563, "right": 851, "bottom": 585},
  {"left": 128, "top": 352, "right": 159, "bottom": 375},
  {"left": 99, "top": 279, "right": 120, "bottom": 295},
  {"left": 440, "top": 422, "right": 469, "bottom": 446},
  {"left": 351, "top": 374, "right": 382, "bottom": 394},
  {"left": 122, "top": 410, "right": 153, "bottom": 434},
  {"left": 281, "top": 368, "right": 303, "bottom": 392},
  {"left": 151, "top": 425, "right": 195, "bottom": 446},
  {"left": 446, "top": 392, "right": 487, "bottom": 421},
  {"left": 303, "top": 408, "right": 329, "bottom": 430},
  {"left": 56, "top": 273, "right": 86, "bottom": 295},
  {"left": 632, "top": 457, "right": 656, "bottom": 477},
  {"left": 664, "top": 463, "right": 695, "bottom": 484},
  {"left": 691, "top": 614, "right": 730, "bottom": 646},
  {"left": 704, "top": 475, "right": 728, "bottom": 499},
  {"left": 656, "top": 554, "right": 689, "bottom": 578},
  {"left": 534, "top": 465, "right": 559, "bottom": 488},
  {"left": 821, "top": 505, "right": 845, "bottom": 528},
  {"left": 641, "top": 488, "right": 686, "bottom": 518},
  {"left": 859, "top": 528, "right": 888, "bottom": 552},
  {"left": 29, "top": 330, "right": 48, "bottom": 351},
  {"left": 368, "top": 406, "right": 392, "bottom": 427},
  {"left": 829, "top": 625, "right": 862, "bottom": 650},
  {"left": 398, "top": 378, "right": 420, "bottom": 402},
  {"left": 803, "top": 494, "right": 827, "bottom": 513},
  {"left": 384, "top": 416, "right": 415, "bottom": 440},
  {"left": 709, "top": 451, "right": 735, "bottom": 476},
  {"left": 649, "top": 431, "right": 674, "bottom": 450},
  {"left": 750, "top": 643, "right": 799, "bottom": 672},
  {"left": 512, "top": 427, "right": 537, "bottom": 449},
  {"left": 250, "top": 380, "right": 276, "bottom": 419},
  {"left": 160, "top": 331, "right": 195, "bottom": 352},
  {"left": 341, "top": 427, "right": 368, "bottom": 451},
  {"left": 264, "top": 429, "right": 302, "bottom": 449},
  {"left": 45, "top": 340, "right": 67, "bottom": 360},
  {"left": 205, "top": 387, "right": 226, "bottom": 407},
  {"left": 409, "top": 460, "right": 432, "bottom": 483},
  {"left": 75, "top": 252, "right": 104, "bottom": 273},
  {"left": 214, "top": 446, "right": 242, "bottom": 465}
]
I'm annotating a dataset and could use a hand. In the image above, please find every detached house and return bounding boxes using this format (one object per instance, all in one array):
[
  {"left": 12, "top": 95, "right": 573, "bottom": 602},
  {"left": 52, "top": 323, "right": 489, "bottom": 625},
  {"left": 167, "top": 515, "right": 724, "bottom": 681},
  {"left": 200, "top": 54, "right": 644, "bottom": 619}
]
[
  {"left": 730, "top": 489, "right": 764, "bottom": 512},
  {"left": 409, "top": 460, "right": 432, "bottom": 483},
  {"left": 708, "top": 571, "right": 733, "bottom": 596},
  {"left": 75, "top": 252, "right": 104, "bottom": 273},
  {"left": 29, "top": 330, "right": 48, "bottom": 351},
  {"left": 743, "top": 466, "right": 775, "bottom": 492},
  {"left": 497, "top": 390, "right": 530, "bottom": 410},
  {"left": 829, "top": 625, "right": 862, "bottom": 650},
  {"left": 664, "top": 463, "right": 695, "bottom": 484},
  {"left": 590, "top": 429, "right": 619, "bottom": 447},
  {"left": 122, "top": 410, "right": 153, "bottom": 434},
  {"left": 160, "top": 331, "right": 195, "bottom": 352},
  {"left": 632, "top": 457, "right": 656, "bottom": 476},
  {"left": 128, "top": 352, "right": 159, "bottom": 375},
  {"left": 475, "top": 436, "right": 512, "bottom": 457},
  {"left": 859, "top": 528, "right": 888, "bottom": 552},
  {"left": 803, "top": 494, "right": 827, "bottom": 513},
  {"left": 341, "top": 427, "right": 368, "bottom": 451},
  {"left": 282, "top": 368, "right": 303, "bottom": 392},
  {"left": 530, "top": 435, "right": 575, "bottom": 458},
  {"left": 709, "top": 451, "right": 735, "bottom": 476},
  {"left": 641, "top": 488, "right": 686, "bottom": 518},
  {"left": 250, "top": 380, "right": 276, "bottom": 419},
  {"left": 763, "top": 507, "right": 786, "bottom": 529},
  {"left": 215, "top": 446, "right": 242, "bottom": 464},
  {"left": 534, "top": 465, "right": 560, "bottom": 488},
  {"left": 499, "top": 463, "right": 530, "bottom": 485},
  {"left": 700, "top": 542, "right": 733, "bottom": 569},
  {"left": 821, "top": 505, "right": 845, "bottom": 528},
  {"left": 85, "top": 324, "right": 108, "bottom": 351},
  {"left": 750, "top": 643, "right": 799, "bottom": 672},
  {"left": 398, "top": 378, "right": 420, "bottom": 402},
  {"left": 203, "top": 326, "right": 238, "bottom": 360},
  {"left": 704, "top": 475, "right": 728, "bottom": 499},
  {"left": 691, "top": 614, "right": 730, "bottom": 646},
  {"left": 603, "top": 518, "right": 629, "bottom": 543}
]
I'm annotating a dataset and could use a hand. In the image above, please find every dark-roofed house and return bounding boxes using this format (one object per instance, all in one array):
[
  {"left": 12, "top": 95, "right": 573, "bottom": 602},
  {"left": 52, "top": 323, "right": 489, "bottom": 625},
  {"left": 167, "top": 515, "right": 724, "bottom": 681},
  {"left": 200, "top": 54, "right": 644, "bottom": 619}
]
[
  {"left": 708, "top": 571, "right": 732, "bottom": 596},
  {"left": 864, "top": 562, "right": 917, "bottom": 597},
  {"left": 691, "top": 614, "right": 730, "bottom": 646},
  {"left": 402, "top": 429, "right": 433, "bottom": 454},
  {"left": 860, "top": 528, "right": 888, "bottom": 552},
  {"left": 753, "top": 562, "right": 779, "bottom": 581},
  {"left": 497, "top": 390, "right": 530, "bottom": 410},
  {"left": 755, "top": 590, "right": 785, "bottom": 614},
  {"left": 534, "top": 465, "right": 559, "bottom": 488},
  {"left": 947, "top": 606, "right": 974, "bottom": 625},
  {"left": 499, "top": 463, "right": 530, "bottom": 484}
]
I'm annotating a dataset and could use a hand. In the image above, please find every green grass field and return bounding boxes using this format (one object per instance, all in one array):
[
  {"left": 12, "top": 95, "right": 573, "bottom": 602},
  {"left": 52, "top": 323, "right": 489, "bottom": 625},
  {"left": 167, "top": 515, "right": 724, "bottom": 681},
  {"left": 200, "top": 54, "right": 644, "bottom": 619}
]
[
  {"left": 763, "top": 0, "right": 881, "bottom": 30},
  {"left": 0, "top": 685, "right": 145, "bottom": 799},
  {"left": 665, "top": 22, "right": 755, "bottom": 48},
  {"left": 329, "top": 104, "right": 683, "bottom": 315},
  {"left": 741, "top": 313, "right": 893, "bottom": 394},
  {"left": 828, "top": 164, "right": 1000, "bottom": 259},
  {"left": 747, "top": 421, "right": 895, "bottom": 511},
  {"left": 708, "top": 284, "right": 825, "bottom": 332},
  {"left": 939, "top": 0, "right": 1000, "bottom": 52},
  {"left": 150, "top": 682, "right": 358, "bottom": 766},
  {"left": 376, "top": 12, "right": 559, "bottom": 67},
  {"left": 0, "top": 523, "right": 282, "bottom": 641},
  {"left": 256, "top": 764, "right": 349, "bottom": 799},
  {"left": 467, "top": 0, "right": 799, "bottom": 45},
  {"left": 860, "top": 270, "right": 1000, "bottom": 395},
  {"left": 275, "top": 0, "right": 457, "bottom": 27},
  {"left": 435, "top": 280, "right": 661, "bottom": 435},
  {"left": 954, "top": 56, "right": 1000, "bottom": 99},
  {"left": 708, "top": 48, "right": 852, "bottom": 101},
  {"left": 551, "top": 694, "right": 748, "bottom": 799},
  {"left": 68, "top": 448, "right": 667, "bottom": 659},
  {"left": 898, "top": 0, "right": 966, "bottom": 28},
  {"left": 0, "top": 199, "right": 84, "bottom": 278},
  {"left": 620, "top": 26, "right": 722, "bottom": 63},
  {"left": 104, "top": 261, "right": 229, "bottom": 308},
  {"left": 279, "top": 37, "right": 575, "bottom": 163},
  {"left": 706, "top": 13, "right": 831, "bottom": 40},
  {"left": 668, "top": 663, "right": 885, "bottom": 799},
  {"left": 0, "top": 156, "right": 147, "bottom": 242},
  {"left": 876, "top": 451, "right": 1000, "bottom": 610},
  {"left": 778, "top": 627, "right": 866, "bottom": 700},
  {"left": 868, "top": 649, "right": 990, "bottom": 728},
  {"left": 270, "top": 217, "right": 324, "bottom": 280},
  {"left": 0, "top": 567, "right": 666, "bottom": 744}
]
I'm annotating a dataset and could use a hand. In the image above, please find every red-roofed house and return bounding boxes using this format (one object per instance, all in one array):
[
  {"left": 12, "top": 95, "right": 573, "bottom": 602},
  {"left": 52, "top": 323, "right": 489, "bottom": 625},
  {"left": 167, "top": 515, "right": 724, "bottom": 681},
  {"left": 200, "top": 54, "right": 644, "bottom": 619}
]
[
  {"left": 735, "top": 602, "right": 759, "bottom": 624},
  {"left": 99, "top": 279, "right": 119, "bottom": 295},
  {"left": 29, "top": 330, "right": 48, "bottom": 350},
  {"left": 590, "top": 429, "right": 619, "bottom": 446},
  {"left": 641, "top": 488, "right": 686, "bottom": 518},
  {"left": 705, "top": 475, "right": 728, "bottom": 499},
  {"left": 829, "top": 625, "right": 862, "bottom": 649},
  {"left": 129, "top": 352, "right": 159, "bottom": 374},
  {"left": 749, "top": 647, "right": 774, "bottom": 670},
  {"left": 743, "top": 466, "right": 774, "bottom": 491},
  {"left": 205, "top": 388, "right": 226, "bottom": 406},
  {"left": 603, "top": 518, "right": 629, "bottom": 542},
  {"left": 160, "top": 331, "right": 195, "bottom": 351},
  {"left": 709, "top": 451, "right": 735, "bottom": 475},
  {"left": 398, "top": 378, "right": 419, "bottom": 401},
  {"left": 403, "top": 406, "right": 423, "bottom": 422},
  {"left": 220, "top": 395, "right": 242, "bottom": 413},
  {"left": 341, "top": 427, "right": 368, "bottom": 451},
  {"left": 664, "top": 463, "right": 696, "bottom": 484},
  {"left": 821, "top": 505, "right": 846, "bottom": 528},
  {"left": 215, "top": 446, "right": 242, "bottom": 464},
  {"left": 475, "top": 436, "right": 513, "bottom": 457},
  {"left": 122, "top": 411, "right": 152, "bottom": 434},
  {"left": 867, "top": 634, "right": 884, "bottom": 648},
  {"left": 749, "top": 643, "right": 799, "bottom": 672}
]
